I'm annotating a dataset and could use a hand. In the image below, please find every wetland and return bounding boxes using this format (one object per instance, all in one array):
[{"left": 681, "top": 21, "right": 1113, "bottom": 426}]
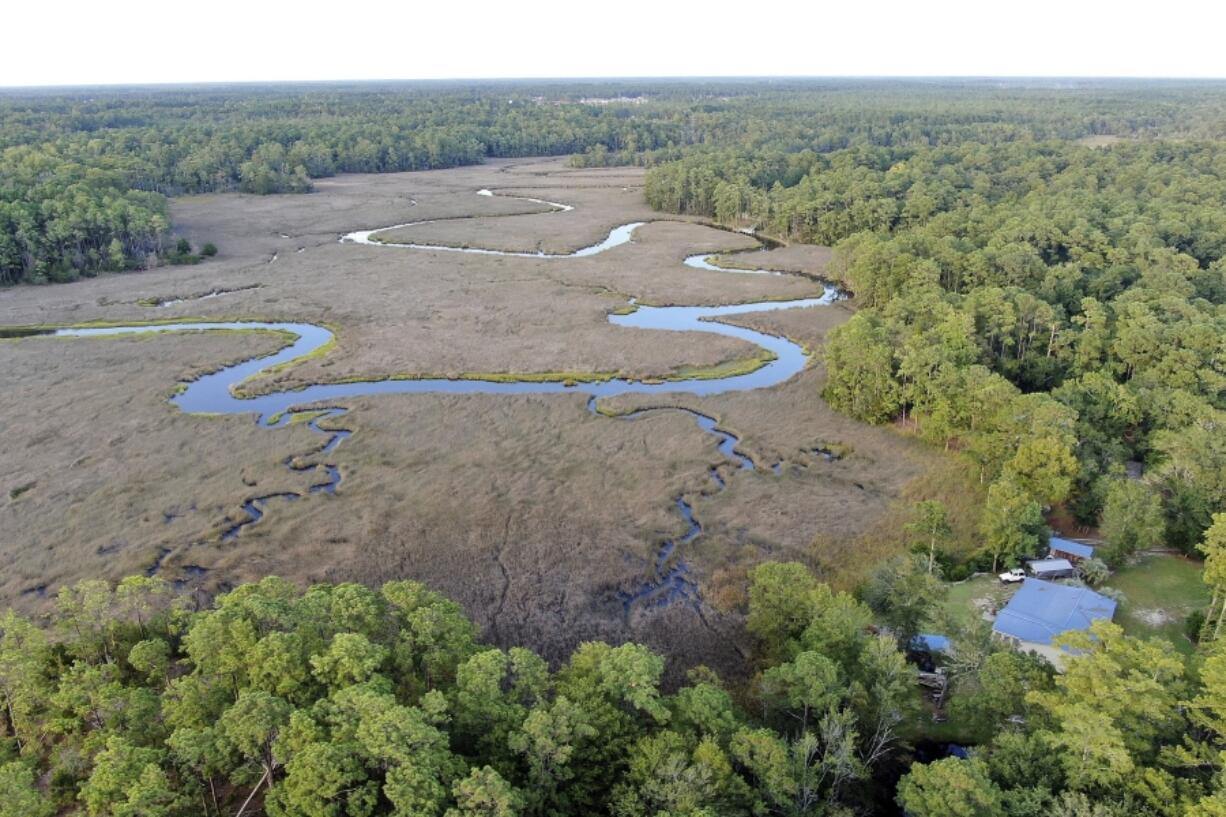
[{"left": 0, "top": 159, "right": 939, "bottom": 671}]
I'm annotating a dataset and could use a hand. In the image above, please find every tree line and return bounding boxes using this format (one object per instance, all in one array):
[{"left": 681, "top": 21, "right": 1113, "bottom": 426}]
[
  {"left": 0, "top": 567, "right": 918, "bottom": 816},
  {"left": 7, "top": 521, "right": 1226, "bottom": 816},
  {"left": 7, "top": 80, "right": 1226, "bottom": 285},
  {"left": 645, "top": 134, "right": 1226, "bottom": 570}
]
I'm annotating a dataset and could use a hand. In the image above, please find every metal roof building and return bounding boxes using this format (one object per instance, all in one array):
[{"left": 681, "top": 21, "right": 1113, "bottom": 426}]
[
  {"left": 1027, "top": 558, "right": 1077, "bottom": 579},
  {"left": 910, "top": 634, "right": 951, "bottom": 654},
  {"left": 1049, "top": 536, "right": 1096, "bottom": 561},
  {"left": 993, "top": 578, "right": 1116, "bottom": 647}
]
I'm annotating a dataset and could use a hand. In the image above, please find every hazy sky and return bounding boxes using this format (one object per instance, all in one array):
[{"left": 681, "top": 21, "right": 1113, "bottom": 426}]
[{"left": 4, "top": 0, "right": 1225, "bottom": 87}]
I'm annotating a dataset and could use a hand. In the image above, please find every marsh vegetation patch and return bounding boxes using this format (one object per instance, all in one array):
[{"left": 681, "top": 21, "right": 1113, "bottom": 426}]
[{"left": 0, "top": 160, "right": 938, "bottom": 672}]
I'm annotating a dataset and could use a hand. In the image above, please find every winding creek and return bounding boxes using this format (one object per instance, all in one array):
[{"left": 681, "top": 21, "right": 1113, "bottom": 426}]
[{"left": 27, "top": 188, "right": 840, "bottom": 618}]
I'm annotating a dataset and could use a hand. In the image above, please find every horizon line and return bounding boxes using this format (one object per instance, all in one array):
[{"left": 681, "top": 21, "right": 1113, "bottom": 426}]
[{"left": 4, "top": 74, "right": 1226, "bottom": 92}]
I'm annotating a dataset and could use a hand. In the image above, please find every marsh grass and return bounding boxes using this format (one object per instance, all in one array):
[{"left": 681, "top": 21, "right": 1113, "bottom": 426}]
[
  {"left": 0, "top": 160, "right": 906, "bottom": 676},
  {"left": 803, "top": 455, "right": 986, "bottom": 591},
  {"left": 672, "top": 348, "right": 777, "bottom": 380}
]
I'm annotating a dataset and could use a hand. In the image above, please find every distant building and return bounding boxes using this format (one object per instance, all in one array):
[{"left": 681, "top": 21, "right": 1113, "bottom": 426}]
[
  {"left": 1049, "top": 536, "right": 1096, "bottom": 564},
  {"left": 1027, "top": 558, "right": 1077, "bottom": 580},
  {"left": 993, "top": 578, "right": 1117, "bottom": 663}
]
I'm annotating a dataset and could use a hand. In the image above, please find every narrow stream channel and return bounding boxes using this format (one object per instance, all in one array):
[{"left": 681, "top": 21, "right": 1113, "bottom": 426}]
[{"left": 30, "top": 187, "right": 840, "bottom": 618}]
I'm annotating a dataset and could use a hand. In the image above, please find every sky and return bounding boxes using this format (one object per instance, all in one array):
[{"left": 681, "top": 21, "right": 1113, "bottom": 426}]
[{"left": 3, "top": 0, "right": 1225, "bottom": 87}]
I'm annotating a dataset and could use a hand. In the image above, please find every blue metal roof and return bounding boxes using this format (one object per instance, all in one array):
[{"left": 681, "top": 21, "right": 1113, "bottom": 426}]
[
  {"left": 1050, "top": 537, "right": 1096, "bottom": 559},
  {"left": 993, "top": 578, "right": 1116, "bottom": 646},
  {"left": 911, "top": 633, "right": 951, "bottom": 653}
]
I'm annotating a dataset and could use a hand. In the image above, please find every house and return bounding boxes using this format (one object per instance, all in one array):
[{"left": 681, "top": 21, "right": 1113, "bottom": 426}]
[
  {"left": 1026, "top": 558, "right": 1077, "bottom": 580},
  {"left": 993, "top": 578, "right": 1117, "bottom": 663},
  {"left": 1049, "top": 536, "right": 1096, "bottom": 564}
]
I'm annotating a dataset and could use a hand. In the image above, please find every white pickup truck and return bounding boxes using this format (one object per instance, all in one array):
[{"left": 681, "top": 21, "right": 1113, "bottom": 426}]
[{"left": 998, "top": 568, "right": 1026, "bottom": 584}]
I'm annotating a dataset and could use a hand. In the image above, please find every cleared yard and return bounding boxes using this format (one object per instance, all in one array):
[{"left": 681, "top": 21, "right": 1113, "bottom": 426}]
[
  {"left": 1103, "top": 553, "right": 1208, "bottom": 654},
  {"left": 938, "top": 554, "right": 1207, "bottom": 657},
  {"left": 941, "top": 574, "right": 1019, "bottom": 630}
]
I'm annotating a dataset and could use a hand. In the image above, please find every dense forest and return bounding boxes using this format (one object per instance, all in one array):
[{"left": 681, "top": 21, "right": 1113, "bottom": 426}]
[
  {"left": 6, "top": 79, "right": 1226, "bottom": 284},
  {"left": 638, "top": 90, "right": 1226, "bottom": 568},
  {"left": 5, "top": 531, "right": 1226, "bottom": 817}
]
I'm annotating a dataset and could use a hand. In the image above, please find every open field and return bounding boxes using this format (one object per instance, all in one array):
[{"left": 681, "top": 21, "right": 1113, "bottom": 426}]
[
  {"left": 1104, "top": 553, "right": 1208, "bottom": 654},
  {"left": 0, "top": 159, "right": 946, "bottom": 674}
]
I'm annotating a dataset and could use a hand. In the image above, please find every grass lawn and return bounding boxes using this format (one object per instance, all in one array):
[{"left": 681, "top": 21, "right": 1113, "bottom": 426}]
[
  {"left": 940, "top": 574, "right": 1018, "bottom": 630},
  {"left": 1102, "top": 553, "right": 1208, "bottom": 654}
]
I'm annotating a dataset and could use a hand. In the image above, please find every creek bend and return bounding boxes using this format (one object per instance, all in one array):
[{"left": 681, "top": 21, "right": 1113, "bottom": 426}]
[{"left": 40, "top": 189, "right": 840, "bottom": 617}]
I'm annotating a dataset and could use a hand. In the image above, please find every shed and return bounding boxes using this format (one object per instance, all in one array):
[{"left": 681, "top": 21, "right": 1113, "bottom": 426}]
[
  {"left": 910, "top": 634, "right": 951, "bottom": 654},
  {"left": 993, "top": 578, "right": 1117, "bottom": 659},
  {"left": 908, "top": 633, "right": 951, "bottom": 674},
  {"left": 1027, "top": 558, "right": 1077, "bottom": 579},
  {"left": 1050, "top": 536, "right": 1096, "bottom": 563}
]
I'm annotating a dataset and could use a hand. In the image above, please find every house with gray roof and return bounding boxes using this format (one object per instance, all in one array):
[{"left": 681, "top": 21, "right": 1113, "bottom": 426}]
[{"left": 1027, "top": 557, "right": 1077, "bottom": 580}]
